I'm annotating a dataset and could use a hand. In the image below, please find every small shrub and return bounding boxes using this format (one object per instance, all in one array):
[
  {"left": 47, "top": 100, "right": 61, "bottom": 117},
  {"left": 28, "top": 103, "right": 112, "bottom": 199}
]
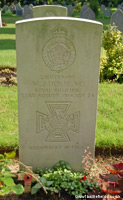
[
  {"left": 89, "top": 0, "right": 99, "bottom": 16},
  {"left": 73, "top": 2, "right": 82, "bottom": 13},
  {"left": 0, "top": 152, "right": 24, "bottom": 196},
  {"left": 3, "top": 10, "right": 13, "bottom": 16},
  {"left": 33, "top": 160, "right": 100, "bottom": 196},
  {"left": 100, "top": 25, "right": 123, "bottom": 83},
  {"left": 1, "top": 9, "right": 5, "bottom": 14}
]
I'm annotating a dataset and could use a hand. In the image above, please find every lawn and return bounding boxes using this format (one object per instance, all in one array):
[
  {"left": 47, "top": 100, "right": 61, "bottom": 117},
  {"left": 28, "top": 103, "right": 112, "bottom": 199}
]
[
  {"left": 0, "top": 15, "right": 22, "bottom": 68},
  {"left": 0, "top": 84, "right": 122, "bottom": 151},
  {"left": 0, "top": 11, "right": 111, "bottom": 68}
]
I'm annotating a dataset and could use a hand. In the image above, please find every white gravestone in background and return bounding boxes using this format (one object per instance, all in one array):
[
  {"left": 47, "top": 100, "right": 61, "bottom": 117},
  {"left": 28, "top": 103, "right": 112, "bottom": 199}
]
[
  {"left": 16, "top": 17, "right": 102, "bottom": 171},
  {"left": 33, "top": 5, "right": 67, "bottom": 17}
]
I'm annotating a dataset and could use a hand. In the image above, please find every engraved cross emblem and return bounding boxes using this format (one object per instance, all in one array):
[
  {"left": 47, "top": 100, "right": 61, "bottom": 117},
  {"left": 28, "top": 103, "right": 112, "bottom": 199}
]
[{"left": 36, "top": 102, "right": 80, "bottom": 142}]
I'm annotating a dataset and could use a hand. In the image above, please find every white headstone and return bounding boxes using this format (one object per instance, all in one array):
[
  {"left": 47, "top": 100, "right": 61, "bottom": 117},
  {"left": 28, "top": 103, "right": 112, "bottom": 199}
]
[
  {"left": 16, "top": 17, "right": 102, "bottom": 171},
  {"left": 33, "top": 5, "right": 67, "bottom": 17},
  {"left": 111, "top": 9, "right": 123, "bottom": 33},
  {"left": 0, "top": 9, "right": 2, "bottom": 27}
]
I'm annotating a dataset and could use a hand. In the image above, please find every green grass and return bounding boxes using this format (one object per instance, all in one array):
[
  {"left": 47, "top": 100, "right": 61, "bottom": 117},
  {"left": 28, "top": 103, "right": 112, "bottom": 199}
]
[
  {"left": 0, "top": 15, "right": 22, "bottom": 68},
  {"left": 96, "top": 83, "right": 123, "bottom": 149},
  {"left": 0, "top": 86, "right": 18, "bottom": 149},
  {"left": 0, "top": 11, "right": 112, "bottom": 68},
  {"left": 0, "top": 84, "right": 122, "bottom": 150}
]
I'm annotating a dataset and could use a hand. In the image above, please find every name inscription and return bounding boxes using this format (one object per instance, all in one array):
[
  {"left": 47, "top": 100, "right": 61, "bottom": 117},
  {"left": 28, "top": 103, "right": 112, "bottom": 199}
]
[{"left": 20, "top": 74, "right": 95, "bottom": 99}]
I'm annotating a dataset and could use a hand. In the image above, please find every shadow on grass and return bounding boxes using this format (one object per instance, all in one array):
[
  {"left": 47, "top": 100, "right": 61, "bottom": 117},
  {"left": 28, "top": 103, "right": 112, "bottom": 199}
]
[
  {"left": 0, "top": 39, "right": 16, "bottom": 50},
  {"left": 2, "top": 15, "right": 23, "bottom": 24},
  {"left": 0, "top": 27, "right": 15, "bottom": 34}
]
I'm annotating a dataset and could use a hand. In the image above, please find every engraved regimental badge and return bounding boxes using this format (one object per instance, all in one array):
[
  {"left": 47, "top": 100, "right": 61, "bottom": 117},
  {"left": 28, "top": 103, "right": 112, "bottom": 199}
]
[
  {"left": 43, "top": 10, "right": 56, "bottom": 17},
  {"left": 43, "top": 26, "right": 76, "bottom": 72},
  {"left": 36, "top": 102, "right": 80, "bottom": 142}
]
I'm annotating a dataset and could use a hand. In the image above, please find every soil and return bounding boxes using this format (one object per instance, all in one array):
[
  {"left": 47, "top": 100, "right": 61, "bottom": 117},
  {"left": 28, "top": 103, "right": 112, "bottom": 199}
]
[
  {"left": 0, "top": 155, "right": 122, "bottom": 200},
  {"left": 0, "top": 68, "right": 17, "bottom": 86}
]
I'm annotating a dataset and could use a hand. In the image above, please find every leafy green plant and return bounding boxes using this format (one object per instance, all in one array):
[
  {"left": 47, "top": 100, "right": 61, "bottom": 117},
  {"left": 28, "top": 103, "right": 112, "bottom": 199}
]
[
  {"left": 0, "top": 152, "right": 24, "bottom": 196},
  {"left": 31, "top": 176, "right": 54, "bottom": 194},
  {"left": 3, "top": 10, "right": 13, "bottom": 16},
  {"left": 100, "top": 25, "right": 123, "bottom": 83},
  {"left": 89, "top": 0, "right": 99, "bottom": 16},
  {"left": 33, "top": 160, "right": 100, "bottom": 196},
  {"left": 73, "top": 2, "right": 82, "bottom": 13}
]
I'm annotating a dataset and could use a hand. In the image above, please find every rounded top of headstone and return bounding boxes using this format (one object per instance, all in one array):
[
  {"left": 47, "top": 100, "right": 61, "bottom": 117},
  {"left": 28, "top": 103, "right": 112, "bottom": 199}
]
[
  {"left": 111, "top": 9, "right": 123, "bottom": 32},
  {"left": 3, "top": 5, "right": 9, "bottom": 10},
  {"left": 16, "top": 16, "right": 102, "bottom": 26},
  {"left": 10, "top": 4, "right": 16, "bottom": 11},
  {"left": 24, "top": 5, "right": 29, "bottom": 10},
  {"left": 100, "top": 4, "right": 105, "bottom": 11},
  {"left": 29, "top": 4, "right": 33, "bottom": 9},
  {"left": 104, "top": 8, "right": 111, "bottom": 16},
  {"left": 16, "top": 4, "right": 22, "bottom": 9}
]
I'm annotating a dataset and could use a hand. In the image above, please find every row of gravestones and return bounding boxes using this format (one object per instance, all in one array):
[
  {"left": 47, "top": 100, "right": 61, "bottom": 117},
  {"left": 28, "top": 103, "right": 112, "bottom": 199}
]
[
  {"left": 2, "top": 4, "right": 33, "bottom": 17},
  {"left": 100, "top": 3, "right": 123, "bottom": 12},
  {"left": 100, "top": 4, "right": 123, "bottom": 33},
  {"left": 1, "top": 4, "right": 123, "bottom": 32},
  {"left": 2, "top": 3, "right": 95, "bottom": 20}
]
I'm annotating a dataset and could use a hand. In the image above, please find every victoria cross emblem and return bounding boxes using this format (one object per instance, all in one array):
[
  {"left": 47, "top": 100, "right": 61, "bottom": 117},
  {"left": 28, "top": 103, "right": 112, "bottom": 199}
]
[
  {"left": 36, "top": 102, "right": 80, "bottom": 142},
  {"left": 42, "top": 26, "right": 76, "bottom": 72}
]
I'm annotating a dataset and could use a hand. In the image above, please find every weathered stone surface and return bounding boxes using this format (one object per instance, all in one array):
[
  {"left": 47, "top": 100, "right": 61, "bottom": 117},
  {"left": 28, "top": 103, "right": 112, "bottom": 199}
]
[
  {"left": 23, "top": 6, "right": 33, "bottom": 19},
  {"left": 81, "top": 7, "right": 95, "bottom": 20},
  {"left": 33, "top": 5, "right": 67, "bottom": 17},
  {"left": 16, "top": 17, "right": 102, "bottom": 171},
  {"left": 104, "top": 8, "right": 111, "bottom": 17},
  {"left": 111, "top": 9, "right": 123, "bottom": 32},
  {"left": 0, "top": 10, "right": 2, "bottom": 27}
]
